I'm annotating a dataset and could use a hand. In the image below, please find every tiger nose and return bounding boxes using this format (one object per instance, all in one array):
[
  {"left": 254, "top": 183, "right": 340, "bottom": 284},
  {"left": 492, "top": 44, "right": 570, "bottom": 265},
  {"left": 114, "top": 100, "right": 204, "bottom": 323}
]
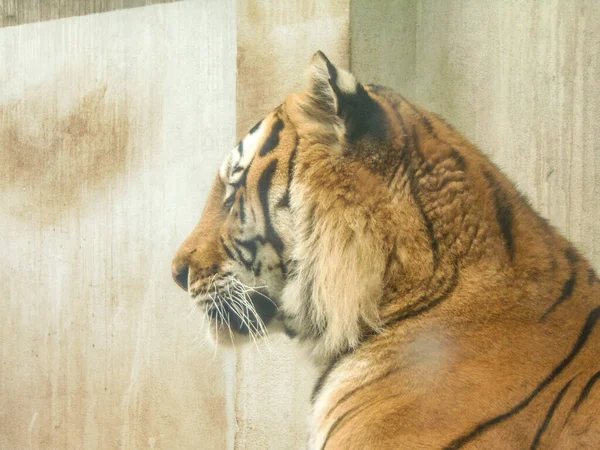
[{"left": 172, "top": 262, "right": 189, "bottom": 292}]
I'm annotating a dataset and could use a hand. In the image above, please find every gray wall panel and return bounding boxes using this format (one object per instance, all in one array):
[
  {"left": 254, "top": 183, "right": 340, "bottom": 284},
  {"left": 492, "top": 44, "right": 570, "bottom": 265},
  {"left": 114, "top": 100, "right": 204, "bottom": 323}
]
[
  {"left": 352, "top": 0, "right": 600, "bottom": 267},
  {"left": 0, "top": 0, "right": 181, "bottom": 28}
]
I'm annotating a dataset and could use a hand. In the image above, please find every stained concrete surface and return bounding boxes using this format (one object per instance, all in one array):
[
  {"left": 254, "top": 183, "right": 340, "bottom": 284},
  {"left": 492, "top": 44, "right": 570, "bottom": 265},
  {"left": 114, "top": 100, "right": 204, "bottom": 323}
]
[{"left": 0, "top": 2, "right": 236, "bottom": 448}]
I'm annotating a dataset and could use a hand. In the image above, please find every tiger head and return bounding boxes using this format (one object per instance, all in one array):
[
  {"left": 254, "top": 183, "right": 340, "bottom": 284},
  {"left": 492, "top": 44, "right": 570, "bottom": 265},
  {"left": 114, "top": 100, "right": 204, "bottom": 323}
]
[{"left": 172, "top": 52, "right": 403, "bottom": 360}]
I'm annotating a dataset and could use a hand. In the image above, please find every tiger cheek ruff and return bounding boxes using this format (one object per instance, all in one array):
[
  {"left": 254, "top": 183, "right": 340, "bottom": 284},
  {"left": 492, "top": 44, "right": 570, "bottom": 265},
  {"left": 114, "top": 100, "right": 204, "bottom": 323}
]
[{"left": 172, "top": 51, "right": 600, "bottom": 449}]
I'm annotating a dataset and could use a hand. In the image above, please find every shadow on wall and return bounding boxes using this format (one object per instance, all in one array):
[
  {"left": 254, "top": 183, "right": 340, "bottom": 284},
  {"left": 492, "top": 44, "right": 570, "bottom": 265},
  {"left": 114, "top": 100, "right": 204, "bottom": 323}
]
[{"left": 0, "top": 85, "right": 130, "bottom": 226}]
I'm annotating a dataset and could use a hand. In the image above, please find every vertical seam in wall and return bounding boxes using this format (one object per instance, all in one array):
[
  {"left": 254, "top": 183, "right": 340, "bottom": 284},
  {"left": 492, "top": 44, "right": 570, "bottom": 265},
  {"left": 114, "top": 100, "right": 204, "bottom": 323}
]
[
  {"left": 227, "top": 353, "right": 238, "bottom": 450},
  {"left": 413, "top": 0, "right": 419, "bottom": 96},
  {"left": 347, "top": 0, "right": 354, "bottom": 73},
  {"left": 228, "top": 1, "right": 239, "bottom": 448},
  {"left": 414, "top": 0, "right": 421, "bottom": 99},
  {"left": 233, "top": 0, "right": 241, "bottom": 446}
]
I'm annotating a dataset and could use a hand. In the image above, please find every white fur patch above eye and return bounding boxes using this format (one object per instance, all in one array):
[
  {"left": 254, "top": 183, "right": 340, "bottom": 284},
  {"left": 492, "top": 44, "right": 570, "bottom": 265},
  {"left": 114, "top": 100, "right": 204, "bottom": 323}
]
[
  {"left": 219, "top": 151, "right": 233, "bottom": 182},
  {"left": 224, "top": 184, "right": 235, "bottom": 202},
  {"left": 219, "top": 119, "right": 267, "bottom": 197},
  {"left": 238, "top": 121, "right": 265, "bottom": 168}
]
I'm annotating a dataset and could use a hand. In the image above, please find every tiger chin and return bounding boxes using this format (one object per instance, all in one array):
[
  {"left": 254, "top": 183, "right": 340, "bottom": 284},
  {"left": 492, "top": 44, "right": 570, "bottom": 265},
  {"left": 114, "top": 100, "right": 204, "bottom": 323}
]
[{"left": 172, "top": 51, "right": 600, "bottom": 449}]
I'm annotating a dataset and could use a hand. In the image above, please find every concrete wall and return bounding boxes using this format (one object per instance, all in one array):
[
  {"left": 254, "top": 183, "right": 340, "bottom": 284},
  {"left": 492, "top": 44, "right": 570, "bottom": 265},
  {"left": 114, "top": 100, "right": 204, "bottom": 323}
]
[
  {"left": 0, "top": 2, "right": 237, "bottom": 448},
  {"left": 352, "top": 0, "right": 600, "bottom": 268},
  {"left": 350, "top": 0, "right": 416, "bottom": 99}
]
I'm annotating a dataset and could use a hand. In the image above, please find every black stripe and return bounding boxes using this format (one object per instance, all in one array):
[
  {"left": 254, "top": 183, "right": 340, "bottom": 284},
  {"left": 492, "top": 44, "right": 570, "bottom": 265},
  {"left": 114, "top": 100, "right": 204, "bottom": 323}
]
[
  {"left": 233, "top": 238, "right": 258, "bottom": 269},
  {"left": 278, "top": 261, "right": 288, "bottom": 277},
  {"left": 449, "top": 148, "right": 467, "bottom": 172},
  {"left": 277, "top": 141, "right": 298, "bottom": 208},
  {"left": 542, "top": 248, "right": 579, "bottom": 319},
  {"left": 397, "top": 93, "right": 440, "bottom": 140},
  {"left": 444, "top": 306, "right": 600, "bottom": 449},
  {"left": 572, "top": 370, "right": 600, "bottom": 412},
  {"left": 257, "top": 159, "right": 284, "bottom": 255},
  {"left": 383, "top": 265, "right": 459, "bottom": 329},
  {"left": 259, "top": 119, "right": 284, "bottom": 156},
  {"left": 396, "top": 93, "right": 468, "bottom": 166},
  {"left": 232, "top": 245, "right": 252, "bottom": 269},
  {"left": 282, "top": 321, "right": 297, "bottom": 338},
  {"left": 323, "top": 368, "right": 398, "bottom": 421},
  {"left": 483, "top": 171, "right": 515, "bottom": 261},
  {"left": 530, "top": 378, "right": 575, "bottom": 450},
  {"left": 249, "top": 120, "right": 262, "bottom": 134},
  {"left": 311, "top": 358, "right": 340, "bottom": 404},
  {"left": 566, "top": 247, "right": 579, "bottom": 263},
  {"left": 320, "top": 393, "right": 403, "bottom": 450},
  {"left": 234, "top": 238, "right": 257, "bottom": 259},
  {"left": 238, "top": 193, "right": 246, "bottom": 224},
  {"left": 220, "top": 237, "right": 236, "bottom": 260},
  {"left": 588, "top": 268, "right": 597, "bottom": 286},
  {"left": 236, "top": 141, "right": 243, "bottom": 156},
  {"left": 383, "top": 241, "right": 399, "bottom": 282},
  {"left": 253, "top": 261, "right": 262, "bottom": 277},
  {"left": 421, "top": 115, "right": 434, "bottom": 134},
  {"left": 319, "top": 405, "right": 361, "bottom": 450}
]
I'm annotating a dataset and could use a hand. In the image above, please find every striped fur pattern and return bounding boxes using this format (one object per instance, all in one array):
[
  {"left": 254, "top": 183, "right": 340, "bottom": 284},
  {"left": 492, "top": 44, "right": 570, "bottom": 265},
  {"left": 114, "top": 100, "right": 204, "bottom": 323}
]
[{"left": 172, "top": 51, "right": 600, "bottom": 448}]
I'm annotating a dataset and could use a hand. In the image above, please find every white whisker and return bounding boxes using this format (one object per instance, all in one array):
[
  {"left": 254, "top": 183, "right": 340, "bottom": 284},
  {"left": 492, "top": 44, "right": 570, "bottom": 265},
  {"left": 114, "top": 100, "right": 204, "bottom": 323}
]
[
  {"left": 230, "top": 281, "right": 273, "bottom": 353},
  {"left": 187, "top": 273, "right": 278, "bottom": 358},
  {"left": 229, "top": 296, "right": 261, "bottom": 347},
  {"left": 186, "top": 302, "right": 198, "bottom": 320}
]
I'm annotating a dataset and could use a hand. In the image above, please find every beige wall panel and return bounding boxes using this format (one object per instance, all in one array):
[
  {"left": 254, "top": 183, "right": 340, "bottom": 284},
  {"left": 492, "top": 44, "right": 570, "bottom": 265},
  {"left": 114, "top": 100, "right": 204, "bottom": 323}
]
[
  {"left": 235, "top": 1, "right": 349, "bottom": 448},
  {"left": 0, "top": 0, "right": 181, "bottom": 28},
  {"left": 352, "top": 0, "right": 600, "bottom": 267},
  {"left": 0, "top": 2, "right": 237, "bottom": 449},
  {"left": 350, "top": 0, "right": 417, "bottom": 99},
  {"left": 237, "top": 0, "right": 350, "bottom": 136},
  {"left": 413, "top": 0, "right": 600, "bottom": 267}
]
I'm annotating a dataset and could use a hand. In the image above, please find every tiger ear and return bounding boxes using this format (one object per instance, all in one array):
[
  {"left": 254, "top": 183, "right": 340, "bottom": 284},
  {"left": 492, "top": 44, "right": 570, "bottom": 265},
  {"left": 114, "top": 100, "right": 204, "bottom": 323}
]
[{"left": 308, "top": 51, "right": 358, "bottom": 116}]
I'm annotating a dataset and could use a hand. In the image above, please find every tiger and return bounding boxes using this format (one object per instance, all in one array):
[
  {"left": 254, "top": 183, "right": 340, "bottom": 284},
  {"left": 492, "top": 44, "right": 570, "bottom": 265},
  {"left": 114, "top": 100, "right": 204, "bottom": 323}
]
[{"left": 171, "top": 51, "right": 600, "bottom": 449}]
